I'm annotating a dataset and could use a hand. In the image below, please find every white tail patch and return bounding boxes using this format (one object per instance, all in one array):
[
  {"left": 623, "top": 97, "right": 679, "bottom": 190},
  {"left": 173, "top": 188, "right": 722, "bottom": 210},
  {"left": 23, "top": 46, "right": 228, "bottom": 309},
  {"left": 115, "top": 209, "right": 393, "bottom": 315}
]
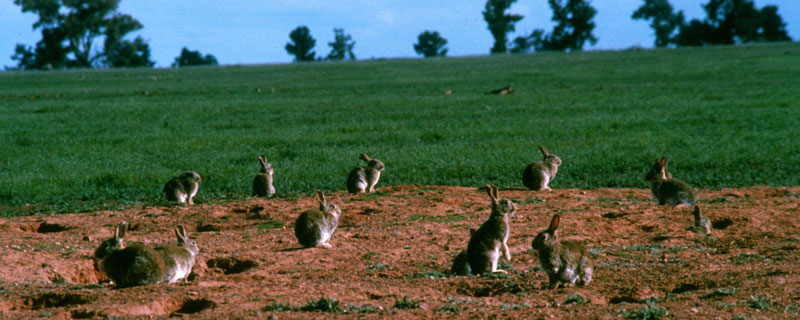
[
  {"left": 178, "top": 192, "right": 188, "bottom": 204},
  {"left": 356, "top": 180, "right": 367, "bottom": 193}
]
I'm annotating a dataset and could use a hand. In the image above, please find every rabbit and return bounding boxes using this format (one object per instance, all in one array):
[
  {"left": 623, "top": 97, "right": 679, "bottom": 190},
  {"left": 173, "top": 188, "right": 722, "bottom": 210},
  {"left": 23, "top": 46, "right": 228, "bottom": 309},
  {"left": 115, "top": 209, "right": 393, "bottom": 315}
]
[
  {"left": 347, "top": 153, "right": 385, "bottom": 194},
  {"left": 466, "top": 185, "right": 517, "bottom": 275},
  {"left": 644, "top": 157, "right": 695, "bottom": 206},
  {"left": 93, "top": 221, "right": 129, "bottom": 277},
  {"left": 485, "top": 85, "right": 514, "bottom": 95},
  {"left": 451, "top": 228, "right": 476, "bottom": 276},
  {"left": 163, "top": 171, "right": 202, "bottom": 205},
  {"left": 531, "top": 214, "right": 593, "bottom": 289},
  {"left": 690, "top": 205, "right": 711, "bottom": 235},
  {"left": 252, "top": 155, "right": 275, "bottom": 197},
  {"left": 98, "top": 224, "right": 199, "bottom": 288},
  {"left": 522, "top": 146, "right": 562, "bottom": 191},
  {"left": 294, "top": 191, "right": 342, "bottom": 248}
]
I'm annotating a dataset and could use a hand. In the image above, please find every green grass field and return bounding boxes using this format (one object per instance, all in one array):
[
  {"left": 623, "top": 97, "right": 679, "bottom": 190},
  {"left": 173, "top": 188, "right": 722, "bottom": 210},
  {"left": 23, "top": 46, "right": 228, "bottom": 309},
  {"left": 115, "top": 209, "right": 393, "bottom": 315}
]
[{"left": 1, "top": 43, "right": 799, "bottom": 216}]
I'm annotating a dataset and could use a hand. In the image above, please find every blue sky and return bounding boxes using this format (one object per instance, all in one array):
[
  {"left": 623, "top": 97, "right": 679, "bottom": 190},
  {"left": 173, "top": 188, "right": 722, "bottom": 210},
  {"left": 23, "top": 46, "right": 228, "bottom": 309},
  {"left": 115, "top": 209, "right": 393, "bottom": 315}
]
[{"left": 1, "top": 1, "right": 797, "bottom": 68}]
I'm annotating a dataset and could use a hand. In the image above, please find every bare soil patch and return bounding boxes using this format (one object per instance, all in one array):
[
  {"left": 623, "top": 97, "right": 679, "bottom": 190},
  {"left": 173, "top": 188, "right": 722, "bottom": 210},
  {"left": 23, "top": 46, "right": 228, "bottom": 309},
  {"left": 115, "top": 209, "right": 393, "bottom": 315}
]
[{"left": 1, "top": 185, "right": 798, "bottom": 319}]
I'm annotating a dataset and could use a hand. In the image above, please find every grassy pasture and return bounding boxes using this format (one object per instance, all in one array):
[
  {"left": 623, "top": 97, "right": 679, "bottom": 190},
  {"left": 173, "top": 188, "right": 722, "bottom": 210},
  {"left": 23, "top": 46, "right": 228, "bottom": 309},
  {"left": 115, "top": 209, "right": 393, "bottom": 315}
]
[{"left": 1, "top": 43, "right": 799, "bottom": 215}]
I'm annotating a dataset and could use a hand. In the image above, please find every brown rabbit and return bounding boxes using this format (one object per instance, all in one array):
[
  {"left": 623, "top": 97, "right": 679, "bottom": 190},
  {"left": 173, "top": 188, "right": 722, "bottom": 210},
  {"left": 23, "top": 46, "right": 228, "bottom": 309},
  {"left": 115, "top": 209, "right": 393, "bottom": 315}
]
[
  {"left": 163, "top": 171, "right": 201, "bottom": 205},
  {"left": 252, "top": 155, "right": 275, "bottom": 197},
  {"left": 644, "top": 157, "right": 695, "bottom": 206},
  {"left": 294, "top": 191, "right": 342, "bottom": 248},
  {"left": 96, "top": 224, "right": 199, "bottom": 288},
  {"left": 531, "top": 214, "right": 593, "bottom": 288},
  {"left": 522, "top": 146, "right": 562, "bottom": 191},
  {"left": 466, "top": 185, "right": 517, "bottom": 275},
  {"left": 346, "top": 153, "right": 385, "bottom": 194}
]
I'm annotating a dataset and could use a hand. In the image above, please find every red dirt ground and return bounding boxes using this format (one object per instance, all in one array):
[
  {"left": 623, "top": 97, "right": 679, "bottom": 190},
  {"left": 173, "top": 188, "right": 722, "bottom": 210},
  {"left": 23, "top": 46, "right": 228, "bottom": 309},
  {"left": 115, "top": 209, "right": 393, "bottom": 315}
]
[{"left": 1, "top": 185, "right": 798, "bottom": 319}]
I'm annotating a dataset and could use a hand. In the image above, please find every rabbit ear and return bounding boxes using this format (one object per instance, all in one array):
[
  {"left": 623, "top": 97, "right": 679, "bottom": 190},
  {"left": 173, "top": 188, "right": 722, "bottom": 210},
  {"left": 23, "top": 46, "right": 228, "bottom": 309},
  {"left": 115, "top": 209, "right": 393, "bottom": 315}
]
[
  {"left": 658, "top": 157, "right": 668, "bottom": 167},
  {"left": 485, "top": 184, "right": 496, "bottom": 201},
  {"left": 693, "top": 205, "right": 701, "bottom": 218},
  {"left": 359, "top": 153, "right": 371, "bottom": 162},
  {"left": 258, "top": 155, "right": 268, "bottom": 166},
  {"left": 115, "top": 222, "right": 128, "bottom": 240},
  {"left": 538, "top": 146, "right": 550, "bottom": 156},
  {"left": 491, "top": 185, "right": 499, "bottom": 200},
  {"left": 547, "top": 215, "right": 560, "bottom": 234},
  {"left": 315, "top": 190, "right": 325, "bottom": 203},
  {"left": 174, "top": 225, "right": 187, "bottom": 242}
]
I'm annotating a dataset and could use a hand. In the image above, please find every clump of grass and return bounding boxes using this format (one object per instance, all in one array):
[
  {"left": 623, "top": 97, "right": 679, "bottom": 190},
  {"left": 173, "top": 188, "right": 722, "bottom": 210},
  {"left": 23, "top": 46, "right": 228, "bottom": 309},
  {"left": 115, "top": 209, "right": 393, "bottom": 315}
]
[
  {"left": 299, "top": 297, "right": 341, "bottom": 313},
  {"left": 435, "top": 305, "right": 460, "bottom": 313},
  {"left": 408, "top": 270, "right": 447, "bottom": 279},
  {"left": 362, "top": 251, "right": 378, "bottom": 259},
  {"left": 261, "top": 302, "right": 294, "bottom": 312},
  {"left": 501, "top": 302, "right": 532, "bottom": 310},
  {"left": 620, "top": 303, "right": 666, "bottom": 320},
  {"left": 562, "top": 294, "right": 588, "bottom": 305},
  {"left": 346, "top": 304, "right": 381, "bottom": 314},
  {"left": 393, "top": 296, "right": 421, "bottom": 309},
  {"left": 702, "top": 287, "right": 736, "bottom": 299},
  {"left": 255, "top": 219, "right": 284, "bottom": 230},
  {"left": 746, "top": 295, "right": 773, "bottom": 310}
]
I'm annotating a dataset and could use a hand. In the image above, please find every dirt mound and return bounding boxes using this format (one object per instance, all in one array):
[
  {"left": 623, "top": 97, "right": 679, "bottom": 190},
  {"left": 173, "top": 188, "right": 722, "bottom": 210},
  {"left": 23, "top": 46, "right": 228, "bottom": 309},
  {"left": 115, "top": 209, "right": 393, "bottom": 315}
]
[{"left": 0, "top": 186, "right": 798, "bottom": 319}]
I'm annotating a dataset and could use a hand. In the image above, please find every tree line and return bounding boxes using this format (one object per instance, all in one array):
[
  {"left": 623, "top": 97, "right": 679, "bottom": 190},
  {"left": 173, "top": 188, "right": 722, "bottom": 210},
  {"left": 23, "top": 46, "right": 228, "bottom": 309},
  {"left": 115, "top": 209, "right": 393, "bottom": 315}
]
[{"left": 8, "top": 0, "right": 793, "bottom": 70}]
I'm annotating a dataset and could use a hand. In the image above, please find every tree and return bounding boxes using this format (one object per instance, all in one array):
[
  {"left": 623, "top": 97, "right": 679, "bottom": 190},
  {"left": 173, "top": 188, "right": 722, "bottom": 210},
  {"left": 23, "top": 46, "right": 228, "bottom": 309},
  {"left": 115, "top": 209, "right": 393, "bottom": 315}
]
[
  {"left": 632, "top": 0, "right": 685, "bottom": 47},
  {"left": 11, "top": 0, "right": 152, "bottom": 70},
  {"left": 326, "top": 28, "right": 356, "bottom": 61},
  {"left": 675, "top": 0, "right": 792, "bottom": 46},
  {"left": 759, "top": 5, "right": 791, "bottom": 42},
  {"left": 532, "top": 0, "right": 598, "bottom": 52},
  {"left": 106, "top": 36, "right": 154, "bottom": 68},
  {"left": 172, "top": 47, "right": 219, "bottom": 67},
  {"left": 285, "top": 26, "right": 316, "bottom": 62},
  {"left": 509, "top": 30, "right": 543, "bottom": 54},
  {"left": 483, "top": 0, "right": 524, "bottom": 54},
  {"left": 413, "top": 31, "right": 448, "bottom": 57}
]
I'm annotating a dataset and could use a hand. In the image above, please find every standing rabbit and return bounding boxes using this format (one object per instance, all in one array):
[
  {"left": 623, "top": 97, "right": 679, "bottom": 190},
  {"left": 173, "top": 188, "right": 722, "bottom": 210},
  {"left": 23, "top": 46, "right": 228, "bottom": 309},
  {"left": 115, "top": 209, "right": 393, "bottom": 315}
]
[
  {"left": 252, "top": 155, "right": 275, "bottom": 197},
  {"left": 295, "top": 191, "right": 342, "bottom": 248},
  {"left": 531, "top": 214, "right": 593, "bottom": 288},
  {"left": 691, "top": 205, "right": 711, "bottom": 235},
  {"left": 466, "top": 185, "right": 517, "bottom": 275},
  {"left": 96, "top": 223, "right": 199, "bottom": 288},
  {"left": 163, "top": 171, "right": 202, "bottom": 205},
  {"left": 347, "top": 153, "right": 385, "bottom": 194},
  {"left": 522, "top": 146, "right": 562, "bottom": 191},
  {"left": 644, "top": 157, "right": 695, "bottom": 206}
]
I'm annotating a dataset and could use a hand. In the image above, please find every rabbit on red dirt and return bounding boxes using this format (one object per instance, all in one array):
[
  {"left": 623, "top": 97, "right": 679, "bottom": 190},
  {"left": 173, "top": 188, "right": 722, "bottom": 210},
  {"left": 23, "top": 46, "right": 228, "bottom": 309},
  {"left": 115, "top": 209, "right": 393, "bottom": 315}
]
[
  {"left": 252, "top": 155, "right": 275, "bottom": 197},
  {"left": 644, "top": 157, "right": 695, "bottom": 206},
  {"left": 522, "top": 146, "right": 562, "bottom": 191},
  {"left": 95, "top": 223, "right": 199, "bottom": 288},
  {"left": 531, "top": 214, "right": 593, "bottom": 289},
  {"left": 347, "top": 153, "right": 385, "bottom": 194},
  {"left": 465, "top": 185, "right": 517, "bottom": 275},
  {"left": 294, "top": 191, "right": 342, "bottom": 248}
]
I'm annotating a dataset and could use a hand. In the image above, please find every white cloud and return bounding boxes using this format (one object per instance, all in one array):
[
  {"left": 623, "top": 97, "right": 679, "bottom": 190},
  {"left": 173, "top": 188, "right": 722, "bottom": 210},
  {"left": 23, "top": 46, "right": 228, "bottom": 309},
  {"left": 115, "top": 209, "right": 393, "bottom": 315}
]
[{"left": 378, "top": 10, "right": 396, "bottom": 26}]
